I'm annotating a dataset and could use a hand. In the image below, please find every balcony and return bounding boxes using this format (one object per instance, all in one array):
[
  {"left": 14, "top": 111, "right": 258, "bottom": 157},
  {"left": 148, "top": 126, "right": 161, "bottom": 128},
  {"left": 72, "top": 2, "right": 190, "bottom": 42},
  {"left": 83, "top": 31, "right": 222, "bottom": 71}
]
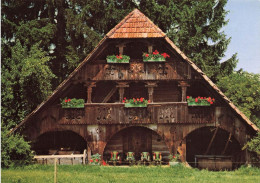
[{"left": 59, "top": 102, "right": 215, "bottom": 125}]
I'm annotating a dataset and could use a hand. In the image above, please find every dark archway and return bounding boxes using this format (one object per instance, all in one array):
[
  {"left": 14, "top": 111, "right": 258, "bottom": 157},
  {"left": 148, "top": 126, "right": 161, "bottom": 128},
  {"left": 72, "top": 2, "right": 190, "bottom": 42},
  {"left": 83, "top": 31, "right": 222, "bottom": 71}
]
[
  {"left": 103, "top": 126, "right": 170, "bottom": 163},
  {"left": 185, "top": 126, "right": 243, "bottom": 169},
  {"left": 32, "top": 130, "right": 87, "bottom": 155}
]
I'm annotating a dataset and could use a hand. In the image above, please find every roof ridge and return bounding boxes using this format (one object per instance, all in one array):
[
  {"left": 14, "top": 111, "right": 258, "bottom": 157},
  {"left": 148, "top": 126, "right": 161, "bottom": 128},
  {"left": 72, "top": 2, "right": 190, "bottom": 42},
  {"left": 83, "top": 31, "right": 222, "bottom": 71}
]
[{"left": 107, "top": 8, "right": 165, "bottom": 38}]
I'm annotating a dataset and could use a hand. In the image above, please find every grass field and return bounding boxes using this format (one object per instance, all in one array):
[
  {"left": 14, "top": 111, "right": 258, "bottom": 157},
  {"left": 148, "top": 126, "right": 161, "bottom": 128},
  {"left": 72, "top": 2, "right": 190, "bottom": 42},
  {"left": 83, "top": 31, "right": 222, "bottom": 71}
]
[{"left": 2, "top": 164, "right": 260, "bottom": 183}]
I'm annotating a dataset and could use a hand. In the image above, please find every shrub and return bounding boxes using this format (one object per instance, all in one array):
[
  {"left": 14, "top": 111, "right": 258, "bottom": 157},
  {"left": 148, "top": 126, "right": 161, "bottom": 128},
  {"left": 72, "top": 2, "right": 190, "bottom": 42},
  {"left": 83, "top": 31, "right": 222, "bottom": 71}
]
[{"left": 1, "top": 125, "right": 33, "bottom": 168}]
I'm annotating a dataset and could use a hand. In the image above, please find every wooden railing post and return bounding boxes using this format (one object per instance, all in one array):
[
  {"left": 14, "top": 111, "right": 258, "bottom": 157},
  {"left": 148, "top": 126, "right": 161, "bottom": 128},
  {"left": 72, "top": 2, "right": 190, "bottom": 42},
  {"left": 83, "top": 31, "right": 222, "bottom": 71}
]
[
  {"left": 54, "top": 158, "right": 57, "bottom": 183},
  {"left": 83, "top": 149, "right": 86, "bottom": 165}
]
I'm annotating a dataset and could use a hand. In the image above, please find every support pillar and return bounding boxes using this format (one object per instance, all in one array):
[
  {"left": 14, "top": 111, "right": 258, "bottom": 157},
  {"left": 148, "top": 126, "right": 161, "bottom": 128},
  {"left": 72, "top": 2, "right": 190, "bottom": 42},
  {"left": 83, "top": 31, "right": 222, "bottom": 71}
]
[
  {"left": 116, "top": 82, "right": 129, "bottom": 102},
  {"left": 145, "top": 82, "right": 157, "bottom": 102},
  {"left": 85, "top": 82, "right": 96, "bottom": 103},
  {"left": 116, "top": 44, "right": 126, "bottom": 55},
  {"left": 178, "top": 81, "right": 190, "bottom": 102}
]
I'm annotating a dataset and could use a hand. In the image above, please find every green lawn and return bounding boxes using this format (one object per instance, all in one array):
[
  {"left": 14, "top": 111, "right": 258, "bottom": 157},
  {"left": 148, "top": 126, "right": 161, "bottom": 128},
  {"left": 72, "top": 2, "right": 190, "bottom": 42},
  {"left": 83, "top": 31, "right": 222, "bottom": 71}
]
[{"left": 2, "top": 164, "right": 260, "bottom": 183}]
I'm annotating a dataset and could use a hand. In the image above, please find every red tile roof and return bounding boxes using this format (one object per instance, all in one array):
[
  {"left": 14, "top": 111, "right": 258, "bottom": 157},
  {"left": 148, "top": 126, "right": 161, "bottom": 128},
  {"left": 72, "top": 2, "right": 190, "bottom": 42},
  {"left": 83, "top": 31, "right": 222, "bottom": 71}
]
[{"left": 107, "top": 9, "right": 166, "bottom": 38}]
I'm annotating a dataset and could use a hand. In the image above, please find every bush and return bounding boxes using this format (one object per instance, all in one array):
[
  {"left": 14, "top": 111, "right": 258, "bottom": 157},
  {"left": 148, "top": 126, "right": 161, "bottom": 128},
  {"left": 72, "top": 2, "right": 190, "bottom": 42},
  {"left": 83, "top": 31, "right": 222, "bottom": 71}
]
[{"left": 1, "top": 125, "right": 33, "bottom": 168}]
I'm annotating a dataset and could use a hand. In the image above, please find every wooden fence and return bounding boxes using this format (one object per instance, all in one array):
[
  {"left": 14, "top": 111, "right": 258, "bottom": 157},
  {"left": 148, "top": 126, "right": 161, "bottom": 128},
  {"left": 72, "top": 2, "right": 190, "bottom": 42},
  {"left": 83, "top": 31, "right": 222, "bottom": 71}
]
[{"left": 34, "top": 149, "right": 87, "bottom": 165}]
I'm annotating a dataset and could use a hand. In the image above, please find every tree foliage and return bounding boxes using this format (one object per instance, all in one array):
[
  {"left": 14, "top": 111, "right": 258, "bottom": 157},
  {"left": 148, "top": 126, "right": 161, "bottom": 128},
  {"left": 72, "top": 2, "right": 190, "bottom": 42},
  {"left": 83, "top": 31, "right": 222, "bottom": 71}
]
[
  {"left": 217, "top": 71, "right": 260, "bottom": 127},
  {"left": 217, "top": 71, "right": 260, "bottom": 155}
]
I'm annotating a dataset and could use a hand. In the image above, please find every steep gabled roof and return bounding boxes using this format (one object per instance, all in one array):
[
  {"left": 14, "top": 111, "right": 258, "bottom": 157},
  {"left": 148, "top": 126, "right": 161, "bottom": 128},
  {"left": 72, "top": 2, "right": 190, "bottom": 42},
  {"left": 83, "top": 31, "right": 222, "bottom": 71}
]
[
  {"left": 11, "top": 9, "right": 259, "bottom": 133},
  {"left": 107, "top": 9, "right": 165, "bottom": 38}
]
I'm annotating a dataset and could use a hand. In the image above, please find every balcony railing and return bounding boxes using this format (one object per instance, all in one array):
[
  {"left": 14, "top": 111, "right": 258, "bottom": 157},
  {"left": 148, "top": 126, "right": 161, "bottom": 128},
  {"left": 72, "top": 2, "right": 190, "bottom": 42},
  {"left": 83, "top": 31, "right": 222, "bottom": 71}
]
[{"left": 59, "top": 102, "right": 215, "bottom": 125}]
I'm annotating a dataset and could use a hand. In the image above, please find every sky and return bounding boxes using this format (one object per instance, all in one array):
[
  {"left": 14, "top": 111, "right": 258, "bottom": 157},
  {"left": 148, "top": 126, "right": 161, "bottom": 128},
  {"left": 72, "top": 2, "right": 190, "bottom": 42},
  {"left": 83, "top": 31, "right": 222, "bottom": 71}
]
[{"left": 223, "top": 0, "right": 260, "bottom": 74}]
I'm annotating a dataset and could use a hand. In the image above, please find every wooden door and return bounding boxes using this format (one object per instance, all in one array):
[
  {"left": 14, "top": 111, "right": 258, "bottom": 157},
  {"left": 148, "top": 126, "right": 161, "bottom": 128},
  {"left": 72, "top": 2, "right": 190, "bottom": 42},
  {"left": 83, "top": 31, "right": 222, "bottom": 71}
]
[{"left": 123, "top": 127, "right": 152, "bottom": 160}]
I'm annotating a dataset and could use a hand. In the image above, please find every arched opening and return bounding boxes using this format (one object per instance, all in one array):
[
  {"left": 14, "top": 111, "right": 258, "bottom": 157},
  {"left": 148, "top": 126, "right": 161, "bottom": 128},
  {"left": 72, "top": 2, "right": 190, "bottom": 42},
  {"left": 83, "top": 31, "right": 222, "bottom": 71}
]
[
  {"left": 103, "top": 126, "right": 170, "bottom": 164},
  {"left": 32, "top": 130, "right": 87, "bottom": 155},
  {"left": 185, "top": 127, "right": 243, "bottom": 169}
]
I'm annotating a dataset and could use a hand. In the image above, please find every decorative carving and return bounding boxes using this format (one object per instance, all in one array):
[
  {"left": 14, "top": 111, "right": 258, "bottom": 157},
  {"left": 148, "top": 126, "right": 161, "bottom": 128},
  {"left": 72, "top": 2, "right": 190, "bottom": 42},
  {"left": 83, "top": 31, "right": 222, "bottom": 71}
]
[
  {"left": 126, "top": 108, "right": 149, "bottom": 124},
  {"left": 128, "top": 63, "right": 144, "bottom": 79},
  {"left": 63, "top": 108, "right": 85, "bottom": 124},
  {"left": 105, "top": 65, "right": 117, "bottom": 76},
  {"left": 157, "top": 64, "right": 168, "bottom": 76},
  {"left": 187, "top": 108, "right": 214, "bottom": 123},
  {"left": 158, "top": 107, "right": 176, "bottom": 123},
  {"left": 96, "top": 107, "right": 112, "bottom": 123}
]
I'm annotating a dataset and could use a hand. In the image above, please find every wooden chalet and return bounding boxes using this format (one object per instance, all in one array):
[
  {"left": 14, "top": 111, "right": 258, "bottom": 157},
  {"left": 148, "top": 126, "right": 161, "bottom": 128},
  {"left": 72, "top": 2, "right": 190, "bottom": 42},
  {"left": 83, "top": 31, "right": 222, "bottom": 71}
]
[{"left": 14, "top": 9, "right": 259, "bottom": 169}]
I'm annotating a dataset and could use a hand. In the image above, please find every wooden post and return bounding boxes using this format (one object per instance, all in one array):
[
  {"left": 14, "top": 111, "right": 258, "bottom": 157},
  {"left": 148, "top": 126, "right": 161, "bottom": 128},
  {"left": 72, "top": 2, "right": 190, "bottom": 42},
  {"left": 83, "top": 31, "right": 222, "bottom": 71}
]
[
  {"left": 204, "top": 127, "right": 219, "bottom": 155},
  {"left": 83, "top": 149, "right": 86, "bottom": 165},
  {"left": 221, "top": 132, "right": 232, "bottom": 155},
  {"left": 178, "top": 81, "right": 189, "bottom": 102},
  {"left": 181, "top": 139, "right": 186, "bottom": 162},
  {"left": 116, "top": 82, "right": 129, "bottom": 102},
  {"left": 54, "top": 158, "right": 57, "bottom": 183},
  {"left": 85, "top": 82, "right": 96, "bottom": 103},
  {"left": 148, "top": 44, "right": 153, "bottom": 54},
  {"left": 87, "top": 146, "right": 92, "bottom": 164},
  {"left": 116, "top": 44, "right": 126, "bottom": 55},
  {"left": 145, "top": 82, "right": 157, "bottom": 102}
]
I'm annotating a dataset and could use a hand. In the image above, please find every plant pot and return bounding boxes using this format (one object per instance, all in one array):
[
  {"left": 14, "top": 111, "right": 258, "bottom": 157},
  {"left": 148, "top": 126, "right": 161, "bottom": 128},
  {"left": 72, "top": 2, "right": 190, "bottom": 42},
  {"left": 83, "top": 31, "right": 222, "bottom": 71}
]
[
  {"left": 124, "top": 103, "right": 147, "bottom": 108},
  {"left": 187, "top": 102, "right": 210, "bottom": 106},
  {"left": 169, "top": 162, "right": 179, "bottom": 166},
  {"left": 106, "top": 58, "right": 130, "bottom": 63},
  {"left": 62, "top": 104, "right": 85, "bottom": 108},
  {"left": 143, "top": 57, "right": 166, "bottom": 62}
]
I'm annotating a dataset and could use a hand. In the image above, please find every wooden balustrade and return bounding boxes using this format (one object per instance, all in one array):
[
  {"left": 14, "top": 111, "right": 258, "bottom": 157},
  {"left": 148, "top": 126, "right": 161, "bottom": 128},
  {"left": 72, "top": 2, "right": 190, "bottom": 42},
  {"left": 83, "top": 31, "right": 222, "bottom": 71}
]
[
  {"left": 82, "top": 61, "right": 192, "bottom": 81},
  {"left": 59, "top": 103, "right": 215, "bottom": 125}
]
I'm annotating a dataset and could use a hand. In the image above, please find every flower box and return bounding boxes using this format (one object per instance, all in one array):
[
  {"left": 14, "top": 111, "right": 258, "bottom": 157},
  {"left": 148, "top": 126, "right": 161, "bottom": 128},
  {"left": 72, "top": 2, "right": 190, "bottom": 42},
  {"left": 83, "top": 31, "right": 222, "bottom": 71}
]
[
  {"left": 187, "top": 96, "right": 215, "bottom": 106},
  {"left": 106, "top": 55, "right": 130, "bottom": 63},
  {"left": 62, "top": 104, "right": 85, "bottom": 108},
  {"left": 143, "top": 50, "right": 169, "bottom": 62},
  {"left": 124, "top": 103, "right": 147, "bottom": 108},
  {"left": 187, "top": 102, "right": 211, "bottom": 106},
  {"left": 122, "top": 97, "right": 150, "bottom": 108},
  {"left": 143, "top": 57, "right": 166, "bottom": 62},
  {"left": 61, "top": 98, "right": 85, "bottom": 108}
]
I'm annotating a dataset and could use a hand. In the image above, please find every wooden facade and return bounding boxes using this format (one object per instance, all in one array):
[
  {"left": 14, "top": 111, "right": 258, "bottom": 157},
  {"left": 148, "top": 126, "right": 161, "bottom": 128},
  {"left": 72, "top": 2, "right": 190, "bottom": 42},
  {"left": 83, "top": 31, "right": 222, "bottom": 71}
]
[{"left": 15, "top": 9, "right": 258, "bottom": 168}]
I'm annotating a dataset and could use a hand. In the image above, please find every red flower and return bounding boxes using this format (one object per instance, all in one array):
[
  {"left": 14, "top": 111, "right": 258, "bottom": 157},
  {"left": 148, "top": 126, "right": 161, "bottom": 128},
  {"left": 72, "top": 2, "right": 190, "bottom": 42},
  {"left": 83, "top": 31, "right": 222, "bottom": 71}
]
[
  {"left": 153, "top": 50, "right": 159, "bottom": 55},
  {"left": 95, "top": 159, "right": 98, "bottom": 162},
  {"left": 90, "top": 159, "right": 93, "bottom": 162},
  {"left": 145, "top": 54, "right": 149, "bottom": 57},
  {"left": 187, "top": 96, "right": 190, "bottom": 99},
  {"left": 65, "top": 99, "right": 68, "bottom": 103},
  {"left": 140, "top": 98, "right": 143, "bottom": 102},
  {"left": 148, "top": 100, "right": 151, "bottom": 103},
  {"left": 122, "top": 100, "right": 125, "bottom": 103},
  {"left": 210, "top": 102, "right": 213, "bottom": 104},
  {"left": 68, "top": 99, "right": 71, "bottom": 102},
  {"left": 161, "top": 53, "right": 170, "bottom": 58},
  {"left": 124, "top": 97, "right": 126, "bottom": 100},
  {"left": 195, "top": 98, "right": 198, "bottom": 103},
  {"left": 137, "top": 98, "right": 139, "bottom": 101}
]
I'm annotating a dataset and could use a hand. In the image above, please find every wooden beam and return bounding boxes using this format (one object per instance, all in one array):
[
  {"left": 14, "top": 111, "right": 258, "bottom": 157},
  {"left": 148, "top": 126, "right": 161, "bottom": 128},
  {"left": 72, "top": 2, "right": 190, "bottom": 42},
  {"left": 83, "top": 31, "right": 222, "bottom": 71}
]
[
  {"left": 221, "top": 132, "right": 232, "bottom": 155},
  {"left": 102, "top": 87, "right": 117, "bottom": 103},
  {"left": 204, "top": 127, "right": 219, "bottom": 155}
]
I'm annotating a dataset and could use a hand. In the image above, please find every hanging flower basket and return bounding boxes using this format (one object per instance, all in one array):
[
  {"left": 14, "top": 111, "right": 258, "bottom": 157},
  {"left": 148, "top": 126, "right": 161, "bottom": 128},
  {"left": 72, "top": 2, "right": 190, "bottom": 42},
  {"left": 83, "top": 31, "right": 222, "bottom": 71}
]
[
  {"left": 123, "top": 97, "right": 150, "bottom": 108},
  {"left": 143, "top": 50, "right": 169, "bottom": 62},
  {"left": 106, "top": 54, "right": 130, "bottom": 63},
  {"left": 61, "top": 98, "right": 85, "bottom": 108},
  {"left": 187, "top": 96, "right": 215, "bottom": 106}
]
